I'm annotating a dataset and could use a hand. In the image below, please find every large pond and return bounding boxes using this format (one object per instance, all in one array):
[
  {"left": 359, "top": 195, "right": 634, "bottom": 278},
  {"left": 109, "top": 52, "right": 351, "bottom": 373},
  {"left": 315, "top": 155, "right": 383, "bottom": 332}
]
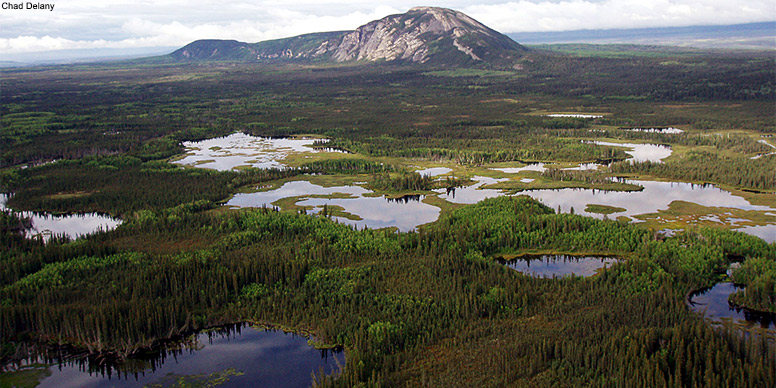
[
  {"left": 499, "top": 255, "right": 618, "bottom": 278},
  {"left": 586, "top": 141, "right": 672, "bottom": 163},
  {"left": 227, "top": 181, "right": 440, "bottom": 232},
  {"left": 689, "top": 283, "right": 775, "bottom": 330},
  {"left": 0, "top": 194, "right": 121, "bottom": 241},
  {"left": 173, "top": 133, "right": 336, "bottom": 171},
  {"left": 435, "top": 177, "right": 776, "bottom": 241},
  {"left": 3, "top": 324, "right": 344, "bottom": 388}
]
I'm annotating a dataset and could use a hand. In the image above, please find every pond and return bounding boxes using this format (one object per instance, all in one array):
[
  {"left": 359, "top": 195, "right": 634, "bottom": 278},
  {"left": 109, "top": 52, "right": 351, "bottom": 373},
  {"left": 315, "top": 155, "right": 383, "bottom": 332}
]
[
  {"left": 3, "top": 324, "right": 344, "bottom": 388},
  {"left": 435, "top": 177, "right": 776, "bottom": 242},
  {"left": 173, "top": 133, "right": 335, "bottom": 171},
  {"left": 586, "top": 141, "right": 672, "bottom": 163},
  {"left": 544, "top": 114, "right": 603, "bottom": 118},
  {"left": 498, "top": 255, "right": 618, "bottom": 278},
  {"left": 415, "top": 167, "right": 452, "bottom": 177},
  {"left": 435, "top": 176, "right": 508, "bottom": 204},
  {"left": 491, "top": 163, "right": 548, "bottom": 174},
  {"left": 689, "top": 283, "right": 775, "bottom": 330},
  {"left": 227, "top": 181, "right": 440, "bottom": 232},
  {"left": 622, "top": 127, "right": 683, "bottom": 134},
  {"left": 0, "top": 194, "right": 121, "bottom": 241},
  {"left": 523, "top": 179, "right": 775, "bottom": 220}
]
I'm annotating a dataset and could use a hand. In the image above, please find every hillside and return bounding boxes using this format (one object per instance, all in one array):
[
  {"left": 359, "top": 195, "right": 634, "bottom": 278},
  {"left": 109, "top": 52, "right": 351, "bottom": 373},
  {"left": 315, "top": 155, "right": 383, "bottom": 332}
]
[{"left": 170, "top": 7, "right": 527, "bottom": 67}]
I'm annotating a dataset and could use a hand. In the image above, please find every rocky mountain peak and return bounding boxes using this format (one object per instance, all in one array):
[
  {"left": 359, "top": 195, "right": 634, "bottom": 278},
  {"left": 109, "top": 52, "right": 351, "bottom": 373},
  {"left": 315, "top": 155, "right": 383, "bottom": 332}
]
[{"left": 172, "top": 7, "right": 526, "bottom": 67}]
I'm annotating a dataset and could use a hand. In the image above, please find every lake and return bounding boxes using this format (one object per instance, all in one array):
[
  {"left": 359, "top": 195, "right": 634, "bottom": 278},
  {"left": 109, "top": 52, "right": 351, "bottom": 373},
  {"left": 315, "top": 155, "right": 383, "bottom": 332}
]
[
  {"left": 499, "top": 255, "right": 618, "bottom": 278},
  {"left": 0, "top": 194, "right": 121, "bottom": 241},
  {"left": 3, "top": 324, "right": 344, "bottom": 388},
  {"left": 172, "top": 133, "right": 336, "bottom": 171}
]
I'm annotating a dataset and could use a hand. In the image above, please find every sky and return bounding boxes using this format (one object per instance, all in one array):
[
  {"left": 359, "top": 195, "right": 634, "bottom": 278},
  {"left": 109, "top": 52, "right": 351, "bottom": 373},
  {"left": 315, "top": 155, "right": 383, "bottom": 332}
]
[{"left": 1, "top": 0, "right": 774, "bottom": 55}]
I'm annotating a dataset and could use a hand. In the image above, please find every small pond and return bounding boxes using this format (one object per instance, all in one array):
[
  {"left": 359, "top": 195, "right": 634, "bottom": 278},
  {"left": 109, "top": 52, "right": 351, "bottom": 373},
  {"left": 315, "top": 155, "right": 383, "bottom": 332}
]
[
  {"left": 491, "top": 163, "right": 548, "bottom": 174},
  {"left": 544, "top": 114, "right": 603, "bottom": 118},
  {"left": 499, "top": 255, "right": 618, "bottom": 278},
  {"left": 227, "top": 181, "right": 440, "bottom": 232},
  {"left": 173, "top": 133, "right": 335, "bottom": 171},
  {"left": 689, "top": 283, "right": 775, "bottom": 330},
  {"left": 586, "top": 141, "right": 672, "bottom": 163},
  {"left": 415, "top": 167, "right": 452, "bottom": 177},
  {"left": 622, "top": 127, "right": 683, "bottom": 134},
  {"left": 0, "top": 194, "right": 121, "bottom": 241},
  {"left": 3, "top": 324, "right": 344, "bottom": 388},
  {"left": 435, "top": 176, "right": 508, "bottom": 204}
]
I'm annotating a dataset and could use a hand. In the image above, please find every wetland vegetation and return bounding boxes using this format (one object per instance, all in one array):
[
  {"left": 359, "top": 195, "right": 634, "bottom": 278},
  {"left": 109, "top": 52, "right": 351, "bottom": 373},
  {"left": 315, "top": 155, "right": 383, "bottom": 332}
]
[{"left": 1, "top": 45, "right": 775, "bottom": 387}]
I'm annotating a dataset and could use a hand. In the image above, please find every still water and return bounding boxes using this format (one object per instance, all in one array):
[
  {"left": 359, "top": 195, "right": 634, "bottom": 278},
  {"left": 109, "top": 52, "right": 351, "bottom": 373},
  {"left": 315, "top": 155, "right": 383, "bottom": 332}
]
[
  {"left": 0, "top": 194, "right": 121, "bottom": 241},
  {"left": 586, "top": 141, "right": 672, "bottom": 163},
  {"left": 227, "top": 181, "right": 440, "bottom": 232},
  {"left": 499, "top": 255, "right": 618, "bottom": 278},
  {"left": 689, "top": 283, "right": 775, "bottom": 330},
  {"left": 5, "top": 325, "right": 343, "bottom": 388},
  {"left": 173, "top": 133, "right": 334, "bottom": 171}
]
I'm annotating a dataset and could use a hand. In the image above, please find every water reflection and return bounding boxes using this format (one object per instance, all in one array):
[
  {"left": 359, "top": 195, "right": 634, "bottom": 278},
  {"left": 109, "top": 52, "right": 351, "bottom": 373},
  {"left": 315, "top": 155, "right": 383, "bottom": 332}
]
[
  {"left": 227, "top": 181, "right": 440, "bottom": 232},
  {"left": 524, "top": 180, "right": 775, "bottom": 220},
  {"left": 734, "top": 225, "right": 776, "bottom": 244},
  {"left": 622, "top": 127, "right": 683, "bottom": 134},
  {"left": 415, "top": 167, "right": 452, "bottom": 177},
  {"left": 435, "top": 177, "right": 776, "bottom": 242},
  {"left": 689, "top": 283, "right": 775, "bottom": 330},
  {"left": 586, "top": 141, "right": 672, "bottom": 163},
  {"left": 499, "top": 255, "right": 618, "bottom": 278},
  {"left": 4, "top": 324, "right": 344, "bottom": 388},
  {"left": 173, "top": 133, "right": 334, "bottom": 171},
  {"left": 435, "top": 176, "right": 508, "bottom": 204},
  {"left": 0, "top": 194, "right": 121, "bottom": 241},
  {"left": 492, "top": 163, "right": 547, "bottom": 174}
]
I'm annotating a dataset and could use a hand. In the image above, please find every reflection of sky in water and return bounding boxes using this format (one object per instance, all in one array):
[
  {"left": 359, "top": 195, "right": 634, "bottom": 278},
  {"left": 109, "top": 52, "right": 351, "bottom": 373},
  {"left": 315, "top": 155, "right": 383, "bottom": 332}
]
[
  {"left": 301, "top": 196, "right": 440, "bottom": 232},
  {"left": 435, "top": 176, "right": 508, "bottom": 204},
  {"left": 624, "top": 127, "right": 683, "bottom": 134},
  {"left": 228, "top": 181, "right": 368, "bottom": 208},
  {"left": 33, "top": 326, "right": 344, "bottom": 388},
  {"left": 735, "top": 225, "right": 776, "bottom": 244},
  {"left": 564, "top": 163, "right": 601, "bottom": 171},
  {"left": 227, "top": 181, "right": 439, "bottom": 232},
  {"left": 173, "top": 133, "right": 328, "bottom": 171},
  {"left": 0, "top": 194, "right": 121, "bottom": 241},
  {"left": 492, "top": 163, "right": 547, "bottom": 173},
  {"left": 435, "top": 177, "right": 776, "bottom": 242},
  {"left": 689, "top": 283, "right": 775, "bottom": 330},
  {"left": 545, "top": 114, "right": 603, "bottom": 118},
  {"left": 502, "top": 255, "right": 617, "bottom": 278},
  {"left": 524, "top": 180, "right": 775, "bottom": 219},
  {"left": 588, "top": 141, "right": 672, "bottom": 163},
  {"left": 416, "top": 167, "right": 452, "bottom": 177}
]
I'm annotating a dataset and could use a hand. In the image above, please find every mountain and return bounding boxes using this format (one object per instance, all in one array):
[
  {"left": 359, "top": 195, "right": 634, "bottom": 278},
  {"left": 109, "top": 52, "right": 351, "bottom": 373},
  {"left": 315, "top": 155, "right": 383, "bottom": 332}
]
[{"left": 170, "top": 7, "right": 526, "bottom": 67}]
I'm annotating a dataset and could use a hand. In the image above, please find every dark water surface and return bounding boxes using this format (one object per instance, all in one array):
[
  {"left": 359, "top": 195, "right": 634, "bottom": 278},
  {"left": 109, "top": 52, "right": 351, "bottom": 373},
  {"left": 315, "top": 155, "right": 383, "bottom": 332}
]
[
  {"left": 499, "top": 255, "right": 618, "bottom": 278},
  {"left": 6, "top": 325, "right": 343, "bottom": 388},
  {"left": 689, "top": 283, "right": 775, "bottom": 330}
]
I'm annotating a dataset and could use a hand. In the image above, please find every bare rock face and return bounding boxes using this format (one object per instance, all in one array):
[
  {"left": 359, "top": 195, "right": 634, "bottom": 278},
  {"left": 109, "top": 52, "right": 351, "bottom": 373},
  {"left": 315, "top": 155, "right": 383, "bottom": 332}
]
[
  {"left": 321, "top": 6, "right": 524, "bottom": 64},
  {"left": 174, "top": 7, "right": 526, "bottom": 67}
]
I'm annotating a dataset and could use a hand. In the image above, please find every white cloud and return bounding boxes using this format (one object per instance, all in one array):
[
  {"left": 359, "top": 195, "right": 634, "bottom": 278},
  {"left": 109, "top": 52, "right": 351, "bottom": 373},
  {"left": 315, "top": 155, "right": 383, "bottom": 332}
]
[
  {"left": 463, "top": 0, "right": 776, "bottom": 32},
  {"left": 1, "top": 1, "right": 773, "bottom": 54}
]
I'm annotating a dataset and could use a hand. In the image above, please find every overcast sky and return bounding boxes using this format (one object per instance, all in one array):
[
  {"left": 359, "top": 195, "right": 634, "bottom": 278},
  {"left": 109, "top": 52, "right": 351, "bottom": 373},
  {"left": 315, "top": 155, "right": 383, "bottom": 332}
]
[{"left": 1, "top": 0, "right": 774, "bottom": 54}]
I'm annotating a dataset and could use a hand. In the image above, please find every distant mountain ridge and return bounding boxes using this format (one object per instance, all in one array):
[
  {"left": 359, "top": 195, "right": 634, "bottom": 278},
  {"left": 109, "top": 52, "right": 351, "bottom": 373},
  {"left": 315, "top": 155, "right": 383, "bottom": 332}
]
[{"left": 171, "top": 7, "right": 526, "bottom": 67}]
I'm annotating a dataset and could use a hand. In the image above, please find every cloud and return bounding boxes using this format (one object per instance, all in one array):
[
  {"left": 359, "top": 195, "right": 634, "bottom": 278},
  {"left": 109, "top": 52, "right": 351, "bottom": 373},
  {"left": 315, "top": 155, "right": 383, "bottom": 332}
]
[
  {"left": 463, "top": 0, "right": 776, "bottom": 32},
  {"left": 1, "top": 0, "right": 773, "bottom": 54}
]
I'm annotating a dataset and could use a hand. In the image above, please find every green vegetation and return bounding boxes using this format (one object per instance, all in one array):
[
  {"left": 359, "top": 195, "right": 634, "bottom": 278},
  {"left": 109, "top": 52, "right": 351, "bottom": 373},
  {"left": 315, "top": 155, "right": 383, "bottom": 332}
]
[
  {"left": 0, "top": 47, "right": 775, "bottom": 387},
  {"left": 585, "top": 204, "right": 627, "bottom": 215},
  {"left": 729, "top": 258, "right": 776, "bottom": 313}
]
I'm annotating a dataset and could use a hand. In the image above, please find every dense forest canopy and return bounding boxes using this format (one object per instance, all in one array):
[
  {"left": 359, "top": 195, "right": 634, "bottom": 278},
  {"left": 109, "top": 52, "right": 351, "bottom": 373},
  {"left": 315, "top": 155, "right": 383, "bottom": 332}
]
[{"left": 1, "top": 45, "right": 775, "bottom": 387}]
